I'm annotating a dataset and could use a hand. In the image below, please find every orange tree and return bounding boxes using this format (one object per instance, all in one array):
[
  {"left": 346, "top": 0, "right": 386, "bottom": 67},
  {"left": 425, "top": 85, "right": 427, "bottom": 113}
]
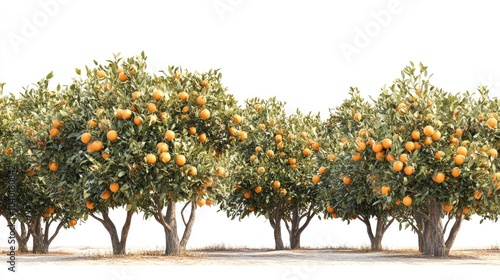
[
  {"left": 221, "top": 97, "right": 324, "bottom": 249},
  {"left": 72, "top": 53, "right": 241, "bottom": 255},
  {"left": 320, "top": 88, "right": 397, "bottom": 251},
  {"left": 4, "top": 74, "right": 86, "bottom": 253},
  {"left": 368, "top": 63, "right": 500, "bottom": 257}
]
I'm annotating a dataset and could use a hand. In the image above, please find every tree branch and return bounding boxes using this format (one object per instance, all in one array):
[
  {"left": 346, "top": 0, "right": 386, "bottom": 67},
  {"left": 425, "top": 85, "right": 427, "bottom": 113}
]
[
  {"left": 443, "top": 215, "right": 452, "bottom": 235},
  {"left": 181, "top": 201, "right": 191, "bottom": 227},
  {"left": 47, "top": 221, "right": 64, "bottom": 245}
]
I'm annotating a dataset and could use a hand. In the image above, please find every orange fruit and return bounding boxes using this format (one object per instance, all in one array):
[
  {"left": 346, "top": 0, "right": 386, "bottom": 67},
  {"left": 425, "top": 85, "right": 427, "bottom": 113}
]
[
  {"left": 343, "top": 177, "right": 351, "bottom": 185},
  {"left": 91, "top": 140, "right": 103, "bottom": 152},
  {"left": 188, "top": 166, "right": 197, "bottom": 176},
  {"left": 273, "top": 181, "right": 281, "bottom": 189},
  {"left": 153, "top": 89, "right": 164, "bottom": 101},
  {"left": 393, "top": 160, "right": 403, "bottom": 172},
  {"left": 413, "top": 142, "right": 422, "bottom": 150},
  {"left": 101, "top": 191, "right": 111, "bottom": 200},
  {"left": 145, "top": 154, "right": 157, "bottom": 164},
  {"left": 372, "top": 143, "right": 383, "bottom": 153},
  {"left": 311, "top": 141, "right": 320, "bottom": 151},
  {"left": 302, "top": 148, "right": 312, "bottom": 157},
  {"left": 160, "top": 152, "right": 171, "bottom": 164},
  {"left": 487, "top": 148, "right": 498, "bottom": 158},
  {"left": 175, "top": 154, "right": 186, "bottom": 166},
  {"left": 288, "top": 158, "right": 296, "bottom": 165},
  {"left": 179, "top": 91, "right": 189, "bottom": 101},
  {"left": 106, "top": 130, "right": 118, "bottom": 142},
  {"left": 157, "top": 142, "right": 169, "bottom": 153},
  {"left": 52, "top": 119, "right": 63, "bottom": 129},
  {"left": 318, "top": 167, "right": 327, "bottom": 175},
  {"left": 121, "top": 109, "right": 132, "bottom": 119},
  {"left": 254, "top": 186, "right": 262, "bottom": 193},
  {"left": 455, "top": 128, "right": 464, "bottom": 138},
  {"left": 101, "top": 152, "right": 111, "bottom": 159},
  {"left": 275, "top": 134, "right": 283, "bottom": 143},
  {"left": 165, "top": 130, "right": 175, "bottom": 141},
  {"left": 399, "top": 153, "right": 409, "bottom": 163},
  {"left": 327, "top": 205, "right": 334, "bottom": 213},
  {"left": 487, "top": 117, "right": 497, "bottom": 128},
  {"left": 49, "top": 162, "right": 58, "bottom": 172},
  {"left": 81, "top": 133, "right": 92, "bottom": 144},
  {"left": 385, "top": 153, "right": 395, "bottom": 162},
  {"left": 244, "top": 192, "right": 252, "bottom": 199},
  {"left": 473, "top": 189, "right": 483, "bottom": 200},
  {"left": 381, "top": 185, "right": 391, "bottom": 195},
  {"left": 404, "top": 165, "right": 414, "bottom": 176},
  {"left": 198, "top": 133, "right": 207, "bottom": 143},
  {"left": 200, "top": 109, "right": 211, "bottom": 120},
  {"left": 280, "top": 188, "right": 288, "bottom": 196},
  {"left": 196, "top": 95, "right": 207, "bottom": 106},
  {"left": 411, "top": 130, "right": 420, "bottom": 140},
  {"left": 118, "top": 72, "right": 128, "bottom": 82},
  {"left": 253, "top": 103, "right": 262, "bottom": 111},
  {"left": 133, "top": 116, "right": 143, "bottom": 125},
  {"left": 255, "top": 146, "right": 262, "bottom": 153},
  {"left": 352, "top": 153, "right": 362, "bottom": 161},
  {"left": 433, "top": 172, "right": 445, "bottom": 183},
  {"left": 196, "top": 199, "right": 206, "bottom": 207},
  {"left": 404, "top": 141, "right": 415, "bottom": 152},
  {"left": 375, "top": 152, "right": 385, "bottom": 161},
  {"left": 233, "top": 114, "right": 242, "bottom": 124},
  {"left": 451, "top": 167, "right": 461, "bottom": 178},
  {"left": 189, "top": 126, "right": 197, "bottom": 135},
  {"left": 443, "top": 204, "right": 452, "bottom": 212},
  {"left": 423, "top": 137, "right": 433, "bottom": 146},
  {"left": 435, "top": 151, "right": 445, "bottom": 160},
  {"left": 454, "top": 155, "right": 465, "bottom": 165},
  {"left": 216, "top": 167, "right": 225, "bottom": 177},
  {"left": 312, "top": 175, "right": 320, "bottom": 184},
  {"left": 423, "top": 125, "right": 435, "bottom": 136},
  {"left": 462, "top": 207, "right": 470, "bottom": 215},
  {"left": 403, "top": 196, "right": 413, "bottom": 206},
  {"left": 356, "top": 141, "right": 366, "bottom": 152},
  {"left": 96, "top": 70, "right": 106, "bottom": 79},
  {"left": 147, "top": 103, "right": 157, "bottom": 113},
  {"left": 457, "top": 146, "right": 467, "bottom": 156},
  {"left": 109, "top": 182, "right": 120, "bottom": 193},
  {"left": 86, "top": 201, "right": 95, "bottom": 210},
  {"left": 257, "top": 167, "right": 265, "bottom": 174},
  {"left": 49, "top": 128, "right": 60, "bottom": 137},
  {"left": 88, "top": 120, "right": 98, "bottom": 127},
  {"left": 132, "top": 91, "right": 141, "bottom": 101},
  {"left": 353, "top": 112, "right": 362, "bottom": 122},
  {"left": 382, "top": 138, "right": 392, "bottom": 149},
  {"left": 266, "top": 150, "right": 275, "bottom": 158},
  {"left": 431, "top": 130, "right": 441, "bottom": 141},
  {"left": 69, "top": 219, "right": 77, "bottom": 227}
]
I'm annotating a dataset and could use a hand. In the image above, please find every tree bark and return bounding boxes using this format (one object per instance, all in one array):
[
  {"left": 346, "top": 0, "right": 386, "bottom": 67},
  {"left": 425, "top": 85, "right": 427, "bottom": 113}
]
[
  {"left": 179, "top": 201, "right": 196, "bottom": 252},
  {"left": 412, "top": 207, "right": 425, "bottom": 253},
  {"left": 286, "top": 203, "right": 315, "bottom": 250},
  {"left": 445, "top": 213, "right": 464, "bottom": 254},
  {"left": 90, "top": 209, "right": 134, "bottom": 255},
  {"left": 30, "top": 217, "right": 63, "bottom": 254},
  {"left": 359, "top": 214, "right": 394, "bottom": 251},
  {"left": 2, "top": 214, "right": 30, "bottom": 253},
  {"left": 422, "top": 198, "right": 447, "bottom": 257},
  {"left": 269, "top": 217, "right": 285, "bottom": 250}
]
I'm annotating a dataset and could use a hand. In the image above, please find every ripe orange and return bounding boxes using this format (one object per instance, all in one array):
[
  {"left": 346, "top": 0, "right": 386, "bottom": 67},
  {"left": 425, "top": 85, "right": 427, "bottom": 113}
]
[
  {"left": 462, "top": 207, "right": 470, "bottom": 215},
  {"left": 257, "top": 167, "right": 265, "bottom": 174},
  {"left": 188, "top": 166, "right": 197, "bottom": 176},
  {"left": 52, "top": 119, "right": 63, "bottom": 129},
  {"left": 473, "top": 189, "right": 483, "bottom": 200},
  {"left": 431, "top": 130, "right": 441, "bottom": 141},
  {"left": 189, "top": 126, "right": 197, "bottom": 135},
  {"left": 372, "top": 143, "right": 383, "bottom": 153},
  {"left": 255, "top": 186, "right": 262, "bottom": 193},
  {"left": 132, "top": 91, "right": 141, "bottom": 101},
  {"left": 97, "top": 70, "right": 106, "bottom": 79},
  {"left": 273, "top": 181, "right": 281, "bottom": 189},
  {"left": 375, "top": 152, "right": 385, "bottom": 161},
  {"left": 121, "top": 109, "right": 132, "bottom": 119},
  {"left": 280, "top": 188, "right": 288, "bottom": 196},
  {"left": 109, "top": 182, "right": 120, "bottom": 193},
  {"left": 49, "top": 128, "right": 60, "bottom": 137},
  {"left": 443, "top": 204, "right": 452, "bottom": 212},
  {"left": 327, "top": 205, "right": 334, "bottom": 213},
  {"left": 311, "top": 141, "right": 320, "bottom": 151},
  {"left": 88, "top": 120, "right": 98, "bottom": 127},
  {"left": 404, "top": 165, "right": 415, "bottom": 176},
  {"left": 343, "top": 177, "right": 351, "bottom": 185},
  {"left": 423, "top": 125, "right": 435, "bottom": 136},
  {"left": 435, "top": 151, "right": 445, "bottom": 160},
  {"left": 196, "top": 199, "right": 206, "bottom": 207},
  {"left": 393, "top": 160, "right": 404, "bottom": 172},
  {"left": 404, "top": 141, "right": 415, "bottom": 152},
  {"left": 233, "top": 114, "right": 242, "bottom": 124},
  {"left": 49, "top": 162, "right": 58, "bottom": 172},
  {"left": 157, "top": 142, "right": 169, "bottom": 153},
  {"left": 318, "top": 167, "right": 327, "bottom": 175},
  {"left": 312, "top": 175, "right": 320, "bottom": 184},
  {"left": 86, "top": 201, "right": 95, "bottom": 210},
  {"left": 381, "top": 185, "right": 391, "bottom": 195},
  {"left": 147, "top": 103, "right": 157, "bottom": 113},
  {"left": 382, "top": 138, "right": 392, "bottom": 149},
  {"left": 179, "top": 91, "right": 189, "bottom": 101},
  {"left": 244, "top": 192, "right": 251, "bottom": 199},
  {"left": 69, "top": 219, "right": 77, "bottom": 227},
  {"left": 200, "top": 109, "right": 211, "bottom": 120},
  {"left": 101, "top": 191, "right": 111, "bottom": 200},
  {"left": 91, "top": 140, "right": 103, "bottom": 152},
  {"left": 433, "top": 172, "right": 445, "bottom": 183},
  {"left": 216, "top": 167, "right": 225, "bottom": 177},
  {"left": 399, "top": 153, "right": 409, "bottom": 163},
  {"left": 153, "top": 89, "right": 164, "bottom": 101},
  {"left": 205, "top": 199, "right": 213, "bottom": 206},
  {"left": 302, "top": 148, "right": 312, "bottom": 157},
  {"left": 413, "top": 142, "right": 422, "bottom": 150},
  {"left": 118, "top": 72, "right": 128, "bottom": 82},
  {"left": 81, "top": 133, "right": 92, "bottom": 144},
  {"left": 288, "top": 158, "right": 296, "bottom": 165},
  {"left": 198, "top": 133, "right": 207, "bottom": 143},
  {"left": 423, "top": 137, "right": 433, "bottom": 146},
  {"left": 165, "top": 130, "right": 175, "bottom": 141},
  {"left": 160, "top": 152, "right": 171, "bottom": 164},
  {"left": 202, "top": 177, "right": 213, "bottom": 188},
  {"left": 454, "top": 155, "right": 465, "bottom": 165},
  {"left": 266, "top": 150, "right": 275, "bottom": 158},
  {"left": 356, "top": 141, "right": 366, "bottom": 152},
  {"left": 487, "top": 117, "right": 497, "bottom": 128},
  {"left": 385, "top": 153, "right": 395, "bottom": 162},
  {"left": 175, "top": 154, "right": 186, "bottom": 166},
  {"left": 106, "top": 130, "right": 118, "bottom": 142},
  {"left": 238, "top": 131, "right": 248, "bottom": 141},
  {"left": 353, "top": 112, "right": 362, "bottom": 122},
  {"left": 402, "top": 196, "right": 413, "bottom": 207},
  {"left": 411, "top": 130, "right": 420, "bottom": 140},
  {"left": 116, "top": 108, "right": 123, "bottom": 119},
  {"left": 451, "top": 167, "right": 461, "bottom": 178},
  {"left": 133, "top": 116, "right": 143, "bottom": 126},
  {"left": 196, "top": 95, "right": 207, "bottom": 106},
  {"left": 487, "top": 148, "right": 498, "bottom": 158},
  {"left": 352, "top": 153, "right": 361, "bottom": 161},
  {"left": 275, "top": 134, "right": 283, "bottom": 143},
  {"left": 201, "top": 80, "right": 210, "bottom": 89},
  {"left": 145, "top": 154, "right": 157, "bottom": 164},
  {"left": 253, "top": 103, "right": 262, "bottom": 111},
  {"left": 457, "top": 146, "right": 467, "bottom": 156}
]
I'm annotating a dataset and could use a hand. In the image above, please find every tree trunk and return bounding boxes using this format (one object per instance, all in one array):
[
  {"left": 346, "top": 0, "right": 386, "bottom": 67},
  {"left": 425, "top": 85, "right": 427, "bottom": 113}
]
[
  {"left": 90, "top": 209, "right": 134, "bottom": 255},
  {"left": 359, "top": 214, "right": 394, "bottom": 251},
  {"left": 422, "top": 198, "right": 447, "bottom": 257},
  {"left": 286, "top": 203, "right": 315, "bottom": 250},
  {"left": 2, "top": 214, "right": 30, "bottom": 253},
  {"left": 270, "top": 217, "right": 285, "bottom": 250},
  {"left": 30, "top": 217, "right": 63, "bottom": 254},
  {"left": 412, "top": 207, "right": 425, "bottom": 253},
  {"left": 179, "top": 200, "right": 197, "bottom": 252},
  {"left": 164, "top": 202, "right": 180, "bottom": 255},
  {"left": 445, "top": 213, "right": 464, "bottom": 254}
]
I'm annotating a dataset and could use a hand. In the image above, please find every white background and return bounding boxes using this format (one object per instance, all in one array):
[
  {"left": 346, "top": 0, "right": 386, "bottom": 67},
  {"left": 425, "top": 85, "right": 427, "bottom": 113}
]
[{"left": 1, "top": 0, "right": 500, "bottom": 277}]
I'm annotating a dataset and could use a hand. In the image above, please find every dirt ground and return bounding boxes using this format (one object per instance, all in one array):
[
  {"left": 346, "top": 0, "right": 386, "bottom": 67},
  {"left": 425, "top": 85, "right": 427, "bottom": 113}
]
[{"left": 3, "top": 248, "right": 500, "bottom": 280}]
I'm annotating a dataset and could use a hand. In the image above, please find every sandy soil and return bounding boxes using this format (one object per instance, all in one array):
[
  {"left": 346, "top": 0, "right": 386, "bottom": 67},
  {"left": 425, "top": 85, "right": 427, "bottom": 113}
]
[{"left": 3, "top": 248, "right": 499, "bottom": 280}]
